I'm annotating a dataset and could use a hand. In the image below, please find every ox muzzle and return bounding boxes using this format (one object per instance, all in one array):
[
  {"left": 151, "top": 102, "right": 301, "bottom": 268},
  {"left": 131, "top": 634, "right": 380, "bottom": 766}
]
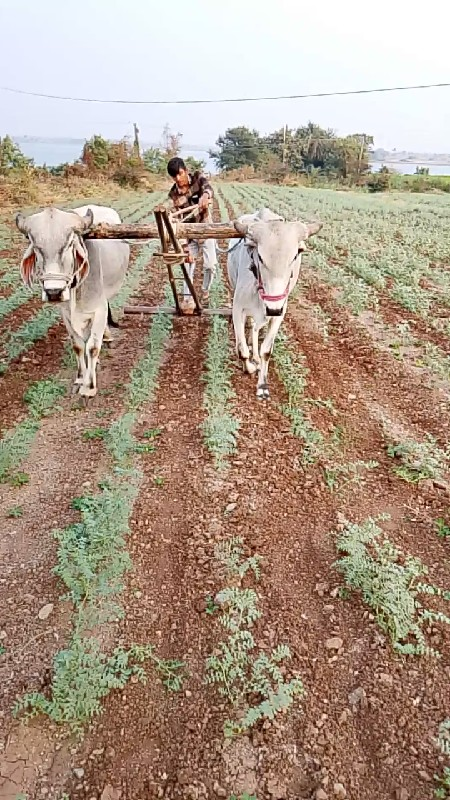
[
  {"left": 265, "top": 304, "right": 285, "bottom": 317},
  {"left": 42, "top": 273, "right": 71, "bottom": 303}
]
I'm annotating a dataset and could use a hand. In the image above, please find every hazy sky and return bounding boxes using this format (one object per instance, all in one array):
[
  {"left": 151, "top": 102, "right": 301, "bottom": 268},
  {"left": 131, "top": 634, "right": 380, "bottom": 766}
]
[{"left": 1, "top": 0, "right": 450, "bottom": 152}]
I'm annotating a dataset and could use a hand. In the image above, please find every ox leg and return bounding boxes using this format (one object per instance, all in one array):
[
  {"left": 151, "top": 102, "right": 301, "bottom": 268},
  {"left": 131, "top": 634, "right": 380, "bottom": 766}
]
[
  {"left": 250, "top": 320, "right": 261, "bottom": 367},
  {"left": 256, "top": 313, "right": 286, "bottom": 400},
  {"left": 232, "top": 305, "right": 257, "bottom": 375},
  {"left": 60, "top": 308, "right": 87, "bottom": 393},
  {"left": 80, "top": 304, "right": 108, "bottom": 398}
]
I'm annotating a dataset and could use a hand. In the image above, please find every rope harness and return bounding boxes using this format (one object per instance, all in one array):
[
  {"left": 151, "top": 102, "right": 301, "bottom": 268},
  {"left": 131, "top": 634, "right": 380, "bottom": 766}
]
[
  {"left": 231, "top": 238, "right": 301, "bottom": 305},
  {"left": 35, "top": 237, "right": 90, "bottom": 292}
]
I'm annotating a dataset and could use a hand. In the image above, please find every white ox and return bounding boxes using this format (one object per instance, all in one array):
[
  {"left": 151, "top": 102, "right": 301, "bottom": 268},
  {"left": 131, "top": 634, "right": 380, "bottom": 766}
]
[
  {"left": 16, "top": 204, "right": 129, "bottom": 399},
  {"left": 227, "top": 207, "right": 322, "bottom": 399}
]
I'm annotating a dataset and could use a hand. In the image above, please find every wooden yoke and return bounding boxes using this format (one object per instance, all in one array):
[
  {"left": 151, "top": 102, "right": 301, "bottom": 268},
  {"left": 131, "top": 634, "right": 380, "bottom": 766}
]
[{"left": 86, "top": 203, "right": 238, "bottom": 317}]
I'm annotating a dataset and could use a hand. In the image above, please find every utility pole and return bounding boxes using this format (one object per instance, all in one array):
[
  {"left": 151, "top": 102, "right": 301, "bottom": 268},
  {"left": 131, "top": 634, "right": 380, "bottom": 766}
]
[
  {"left": 357, "top": 134, "right": 366, "bottom": 176},
  {"left": 282, "top": 124, "right": 287, "bottom": 166},
  {"left": 133, "top": 122, "right": 141, "bottom": 159}
]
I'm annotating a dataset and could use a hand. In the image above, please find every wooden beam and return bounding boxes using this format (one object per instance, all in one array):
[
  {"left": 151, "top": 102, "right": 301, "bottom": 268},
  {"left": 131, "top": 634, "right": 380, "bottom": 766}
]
[
  {"left": 123, "top": 305, "right": 232, "bottom": 317},
  {"left": 86, "top": 220, "right": 242, "bottom": 241}
]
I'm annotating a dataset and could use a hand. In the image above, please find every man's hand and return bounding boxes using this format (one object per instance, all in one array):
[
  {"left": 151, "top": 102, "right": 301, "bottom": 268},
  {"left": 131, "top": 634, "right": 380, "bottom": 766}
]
[{"left": 198, "top": 193, "right": 210, "bottom": 211}]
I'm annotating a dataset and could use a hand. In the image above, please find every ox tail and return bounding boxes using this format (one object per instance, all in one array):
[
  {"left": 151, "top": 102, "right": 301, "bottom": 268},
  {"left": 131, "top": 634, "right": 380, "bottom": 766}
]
[{"left": 107, "top": 302, "right": 120, "bottom": 328}]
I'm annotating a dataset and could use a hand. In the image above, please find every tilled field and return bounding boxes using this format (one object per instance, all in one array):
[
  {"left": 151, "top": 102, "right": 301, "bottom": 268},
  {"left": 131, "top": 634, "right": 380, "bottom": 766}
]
[{"left": 0, "top": 184, "right": 449, "bottom": 800}]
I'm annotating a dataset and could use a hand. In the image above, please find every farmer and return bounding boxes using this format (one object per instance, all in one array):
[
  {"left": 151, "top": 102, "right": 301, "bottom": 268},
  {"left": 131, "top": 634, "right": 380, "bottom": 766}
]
[{"left": 167, "top": 157, "right": 218, "bottom": 313}]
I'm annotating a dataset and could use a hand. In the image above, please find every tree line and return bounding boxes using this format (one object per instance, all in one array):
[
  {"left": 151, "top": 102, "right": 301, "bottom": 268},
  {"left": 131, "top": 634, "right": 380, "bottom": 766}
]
[{"left": 210, "top": 122, "right": 374, "bottom": 182}]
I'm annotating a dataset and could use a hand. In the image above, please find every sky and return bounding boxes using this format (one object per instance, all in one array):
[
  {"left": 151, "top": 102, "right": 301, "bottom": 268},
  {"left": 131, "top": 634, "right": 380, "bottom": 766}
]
[{"left": 1, "top": 0, "right": 450, "bottom": 153}]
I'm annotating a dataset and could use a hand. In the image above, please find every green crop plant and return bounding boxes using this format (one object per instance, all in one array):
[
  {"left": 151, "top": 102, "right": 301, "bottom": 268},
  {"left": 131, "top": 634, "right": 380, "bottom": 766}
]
[
  {"left": 206, "top": 539, "right": 304, "bottom": 737},
  {"left": 333, "top": 514, "right": 450, "bottom": 657},
  {"left": 324, "top": 459, "right": 379, "bottom": 493},
  {"left": 15, "top": 274, "right": 182, "bottom": 734},
  {"left": 386, "top": 433, "right": 449, "bottom": 483},
  {"left": 24, "top": 378, "right": 66, "bottom": 418},
  {"left": 126, "top": 291, "right": 173, "bottom": 410},
  {"left": 14, "top": 638, "right": 183, "bottom": 735},
  {"left": 214, "top": 536, "right": 262, "bottom": 581},
  {"left": 273, "top": 329, "right": 325, "bottom": 465},
  {"left": 201, "top": 275, "right": 239, "bottom": 471},
  {"left": 0, "top": 418, "right": 39, "bottom": 484},
  {"left": 0, "top": 285, "right": 34, "bottom": 323},
  {"left": 0, "top": 378, "right": 65, "bottom": 484},
  {"left": 1, "top": 306, "right": 60, "bottom": 369}
]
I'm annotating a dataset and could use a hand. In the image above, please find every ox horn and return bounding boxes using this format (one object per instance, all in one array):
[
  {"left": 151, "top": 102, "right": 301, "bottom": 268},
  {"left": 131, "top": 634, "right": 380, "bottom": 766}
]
[
  {"left": 16, "top": 212, "right": 29, "bottom": 235},
  {"left": 74, "top": 207, "right": 94, "bottom": 232},
  {"left": 234, "top": 221, "right": 249, "bottom": 237}
]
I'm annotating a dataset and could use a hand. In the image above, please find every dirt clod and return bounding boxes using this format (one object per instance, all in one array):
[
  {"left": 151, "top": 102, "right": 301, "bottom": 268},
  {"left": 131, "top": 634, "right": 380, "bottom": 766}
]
[
  {"left": 325, "top": 636, "right": 343, "bottom": 650},
  {"left": 38, "top": 603, "right": 54, "bottom": 620}
]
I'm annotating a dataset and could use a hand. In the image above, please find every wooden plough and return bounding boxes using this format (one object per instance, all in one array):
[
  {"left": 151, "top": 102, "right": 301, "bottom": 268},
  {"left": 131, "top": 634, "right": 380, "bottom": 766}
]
[{"left": 86, "top": 203, "right": 242, "bottom": 318}]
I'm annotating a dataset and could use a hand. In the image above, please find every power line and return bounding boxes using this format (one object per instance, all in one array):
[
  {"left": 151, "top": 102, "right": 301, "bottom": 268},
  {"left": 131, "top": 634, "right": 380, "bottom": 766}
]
[{"left": 2, "top": 81, "right": 450, "bottom": 106}]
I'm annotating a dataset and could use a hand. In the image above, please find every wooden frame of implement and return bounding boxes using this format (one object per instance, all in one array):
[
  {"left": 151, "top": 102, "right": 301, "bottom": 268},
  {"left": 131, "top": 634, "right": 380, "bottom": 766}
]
[{"left": 86, "top": 204, "right": 243, "bottom": 318}]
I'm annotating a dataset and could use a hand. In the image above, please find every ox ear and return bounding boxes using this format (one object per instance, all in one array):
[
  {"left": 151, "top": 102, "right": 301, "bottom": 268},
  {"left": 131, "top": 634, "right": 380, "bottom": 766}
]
[
  {"left": 16, "top": 212, "right": 29, "bottom": 236},
  {"left": 20, "top": 242, "right": 36, "bottom": 288},
  {"left": 74, "top": 207, "right": 94, "bottom": 233}
]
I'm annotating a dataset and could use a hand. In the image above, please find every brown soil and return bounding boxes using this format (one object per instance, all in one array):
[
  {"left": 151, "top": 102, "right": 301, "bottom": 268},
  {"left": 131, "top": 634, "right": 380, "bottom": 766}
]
[{"left": 0, "top": 192, "right": 449, "bottom": 800}]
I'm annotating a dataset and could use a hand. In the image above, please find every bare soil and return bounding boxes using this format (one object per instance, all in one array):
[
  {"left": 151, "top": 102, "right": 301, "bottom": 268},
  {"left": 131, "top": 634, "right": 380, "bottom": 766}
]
[{"left": 0, "top": 194, "right": 449, "bottom": 800}]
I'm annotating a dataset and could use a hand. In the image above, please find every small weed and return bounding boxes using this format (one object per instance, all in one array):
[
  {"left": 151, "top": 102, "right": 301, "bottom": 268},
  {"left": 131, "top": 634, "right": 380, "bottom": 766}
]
[
  {"left": 7, "top": 505, "right": 23, "bottom": 518},
  {"left": 153, "top": 475, "right": 165, "bottom": 487},
  {"left": 0, "top": 644, "right": 5, "bottom": 656},
  {"left": 333, "top": 514, "right": 450, "bottom": 656},
  {"left": 206, "top": 594, "right": 219, "bottom": 615},
  {"left": 324, "top": 459, "right": 378, "bottom": 493},
  {"left": 9, "top": 471, "right": 30, "bottom": 487},
  {"left": 386, "top": 434, "right": 449, "bottom": 483},
  {"left": 82, "top": 427, "right": 108, "bottom": 441},
  {"left": 436, "top": 518, "right": 450, "bottom": 538},
  {"left": 143, "top": 428, "right": 161, "bottom": 439},
  {"left": 228, "top": 794, "right": 257, "bottom": 800},
  {"left": 435, "top": 767, "right": 450, "bottom": 798},
  {"left": 438, "top": 718, "right": 450, "bottom": 757}
]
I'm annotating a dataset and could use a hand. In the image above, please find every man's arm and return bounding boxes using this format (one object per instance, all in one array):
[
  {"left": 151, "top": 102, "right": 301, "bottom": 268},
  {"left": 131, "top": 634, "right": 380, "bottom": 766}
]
[{"left": 198, "top": 174, "right": 214, "bottom": 210}]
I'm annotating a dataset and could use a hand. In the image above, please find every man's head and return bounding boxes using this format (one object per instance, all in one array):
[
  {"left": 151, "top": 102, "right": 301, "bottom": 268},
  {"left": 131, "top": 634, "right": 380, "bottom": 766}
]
[{"left": 167, "top": 157, "right": 189, "bottom": 189}]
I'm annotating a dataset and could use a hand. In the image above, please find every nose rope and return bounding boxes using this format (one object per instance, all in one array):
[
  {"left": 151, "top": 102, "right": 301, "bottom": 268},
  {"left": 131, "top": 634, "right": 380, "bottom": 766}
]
[
  {"left": 39, "top": 241, "right": 90, "bottom": 291},
  {"left": 250, "top": 248, "right": 296, "bottom": 304}
]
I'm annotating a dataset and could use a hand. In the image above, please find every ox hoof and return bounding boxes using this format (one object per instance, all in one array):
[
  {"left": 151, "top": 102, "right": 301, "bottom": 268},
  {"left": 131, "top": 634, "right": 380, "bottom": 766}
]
[
  {"left": 256, "top": 385, "right": 270, "bottom": 401},
  {"left": 79, "top": 386, "right": 97, "bottom": 399}
]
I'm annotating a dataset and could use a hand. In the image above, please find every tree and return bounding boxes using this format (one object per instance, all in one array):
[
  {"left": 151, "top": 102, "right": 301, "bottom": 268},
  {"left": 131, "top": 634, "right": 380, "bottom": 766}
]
[
  {"left": 184, "top": 155, "right": 206, "bottom": 173},
  {"left": 142, "top": 147, "right": 166, "bottom": 174},
  {"left": 162, "top": 123, "right": 182, "bottom": 159},
  {"left": 81, "top": 135, "right": 110, "bottom": 170},
  {"left": 210, "top": 126, "right": 266, "bottom": 172},
  {"left": 0, "top": 136, "right": 34, "bottom": 174}
]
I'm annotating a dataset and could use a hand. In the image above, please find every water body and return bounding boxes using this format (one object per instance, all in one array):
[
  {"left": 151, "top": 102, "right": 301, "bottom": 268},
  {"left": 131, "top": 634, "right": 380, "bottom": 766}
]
[
  {"left": 14, "top": 138, "right": 216, "bottom": 172},
  {"left": 13, "top": 139, "right": 450, "bottom": 176},
  {"left": 370, "top": 161, "right": 450, "bottom": 176}
]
